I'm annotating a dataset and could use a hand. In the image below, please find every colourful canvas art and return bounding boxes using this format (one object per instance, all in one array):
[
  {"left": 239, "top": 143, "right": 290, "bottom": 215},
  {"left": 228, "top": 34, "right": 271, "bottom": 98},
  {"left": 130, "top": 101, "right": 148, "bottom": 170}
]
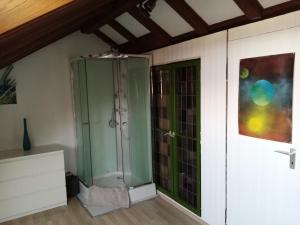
[
  {"left": 239, "top": 53, "right": 294, "bottom": 143},
  {"left": 0, "top": 65, "right": 16, "bottom": 105}
]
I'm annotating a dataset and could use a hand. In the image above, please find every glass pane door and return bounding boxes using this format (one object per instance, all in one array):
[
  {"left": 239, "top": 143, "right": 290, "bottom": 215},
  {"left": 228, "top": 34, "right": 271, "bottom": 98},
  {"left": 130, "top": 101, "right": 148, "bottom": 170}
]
[
  {"left": 174, "top": 61, "right": 200, "bottom": 213},
  {"left": 152, "top": 59, "right": 201, "bottom": 215},
  {"left": 152, "top": 67, "right": 173, "bottom": 193}
]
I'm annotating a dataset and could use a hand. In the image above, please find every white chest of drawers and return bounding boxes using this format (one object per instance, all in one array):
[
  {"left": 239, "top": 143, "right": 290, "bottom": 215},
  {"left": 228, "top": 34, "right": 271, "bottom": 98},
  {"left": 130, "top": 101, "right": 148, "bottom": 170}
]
[{"left": 0, "top": 145, "right": 67, "bottom": 223}]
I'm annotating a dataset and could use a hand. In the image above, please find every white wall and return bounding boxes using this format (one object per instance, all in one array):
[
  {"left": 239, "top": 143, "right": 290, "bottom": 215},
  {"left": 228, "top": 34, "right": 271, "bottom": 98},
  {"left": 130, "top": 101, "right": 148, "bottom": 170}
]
[
  {"left": 0, "top": 31, "right": 109, "bottom": 173},
  {"left": 151, "top": 31, "right": 227, "bottom": 225}
]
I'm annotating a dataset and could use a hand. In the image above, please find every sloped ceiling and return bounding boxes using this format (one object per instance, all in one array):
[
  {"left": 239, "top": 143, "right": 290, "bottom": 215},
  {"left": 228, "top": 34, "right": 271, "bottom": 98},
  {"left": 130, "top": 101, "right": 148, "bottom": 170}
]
[
  {"left": 0, "top": 0, "right": 73, "bottom": 34},
  {"left": 1, "top": 0, "right": 300, "bottom": 69}
]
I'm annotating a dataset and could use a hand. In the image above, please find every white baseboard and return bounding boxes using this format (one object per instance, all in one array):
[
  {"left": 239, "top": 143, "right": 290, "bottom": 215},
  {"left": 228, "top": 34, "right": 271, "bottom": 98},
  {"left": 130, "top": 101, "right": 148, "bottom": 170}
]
[{"left": 157, "top": 191, "right": 209, "bottom": 225}]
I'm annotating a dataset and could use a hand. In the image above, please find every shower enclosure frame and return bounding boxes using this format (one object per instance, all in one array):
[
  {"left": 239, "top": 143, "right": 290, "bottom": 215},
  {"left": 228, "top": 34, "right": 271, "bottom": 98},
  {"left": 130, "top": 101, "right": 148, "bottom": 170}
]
[{"left": 70, "top": 54, "right": 153, "bottom": 189}]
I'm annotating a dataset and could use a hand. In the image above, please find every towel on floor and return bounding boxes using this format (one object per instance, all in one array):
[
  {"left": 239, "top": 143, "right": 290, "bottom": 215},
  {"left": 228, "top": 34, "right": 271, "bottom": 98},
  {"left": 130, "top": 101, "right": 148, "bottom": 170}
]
[{"left": 82, "top": 185, "right": 130, "bottom": 208}]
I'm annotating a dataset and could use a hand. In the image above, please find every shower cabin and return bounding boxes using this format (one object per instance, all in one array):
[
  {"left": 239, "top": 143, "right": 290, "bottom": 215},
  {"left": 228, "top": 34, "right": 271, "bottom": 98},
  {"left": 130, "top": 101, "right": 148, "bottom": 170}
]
[{"left": 71, "top": 55, "right": 155, "bottom": 215}]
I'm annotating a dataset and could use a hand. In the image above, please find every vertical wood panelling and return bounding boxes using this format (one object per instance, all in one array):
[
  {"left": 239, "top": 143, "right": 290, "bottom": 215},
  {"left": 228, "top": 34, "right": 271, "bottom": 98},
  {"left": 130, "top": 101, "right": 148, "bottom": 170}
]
[
  {"left": 229, "top": 10, "right": 300, "bottom": 41},
  {"left": 151, "top": 31, "right": 227, "bottom": 225}
]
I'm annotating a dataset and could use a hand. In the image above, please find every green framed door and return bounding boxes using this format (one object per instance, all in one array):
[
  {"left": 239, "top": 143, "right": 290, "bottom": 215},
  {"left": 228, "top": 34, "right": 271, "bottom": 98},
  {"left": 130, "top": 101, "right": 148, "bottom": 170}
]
[
  {"left": 152, "top": 59, "right": 201, "bottom": 215},
  {"left": 152, "top": 66, "right": 174, "bottom": 193}
]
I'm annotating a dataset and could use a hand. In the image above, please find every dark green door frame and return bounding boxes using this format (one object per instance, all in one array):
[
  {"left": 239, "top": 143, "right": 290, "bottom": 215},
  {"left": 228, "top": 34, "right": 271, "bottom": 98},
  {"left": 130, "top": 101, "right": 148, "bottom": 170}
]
[{"left": 152, "top": 59, "right": 201, "bottom": 215}]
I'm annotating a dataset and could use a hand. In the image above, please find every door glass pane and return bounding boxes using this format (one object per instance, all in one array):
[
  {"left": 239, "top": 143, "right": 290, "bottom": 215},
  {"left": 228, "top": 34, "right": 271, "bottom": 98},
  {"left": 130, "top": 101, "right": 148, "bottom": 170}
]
[
  {"left": 175, "top": 64, "right": 199, "bottom": 210},
  {"left": 125, "top": 57, "right": 152, "bottom": 187},
  {"left": 152, "top": 68, "right": 172, "bottom": 192},
  {"left": 85, "top": 59, "right": 118, "bottom": 186},
  {"left": 71, "top": 60, "right": 93, "bottom": 186}
]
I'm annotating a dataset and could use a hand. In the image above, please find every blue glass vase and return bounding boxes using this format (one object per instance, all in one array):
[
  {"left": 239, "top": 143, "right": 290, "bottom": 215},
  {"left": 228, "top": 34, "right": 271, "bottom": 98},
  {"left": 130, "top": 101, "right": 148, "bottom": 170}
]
[{"left": 23, "top": 118, "right": 31, "bottom": 151}]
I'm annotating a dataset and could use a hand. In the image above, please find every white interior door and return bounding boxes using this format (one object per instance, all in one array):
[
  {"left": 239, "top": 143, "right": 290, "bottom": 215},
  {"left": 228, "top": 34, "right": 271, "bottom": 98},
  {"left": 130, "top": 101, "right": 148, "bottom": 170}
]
[{"left": 227, "top": 26, "right": 300, "bottom": 225}]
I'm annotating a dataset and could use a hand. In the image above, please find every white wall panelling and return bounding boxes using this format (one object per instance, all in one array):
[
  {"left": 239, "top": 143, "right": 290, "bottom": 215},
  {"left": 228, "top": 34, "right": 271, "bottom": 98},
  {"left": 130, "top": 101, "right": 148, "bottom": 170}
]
[
  {"left": 150, "top": 0, "right": 193, "bottom": 37},
  {"left": 99, "top": 25, "right": 128, "bottom": 44},
  {"left": 151, "top": 31, "right": 227, "bottom": 225},
  {"left": 185, "top": 0, "right": 243, "bottom": 25},
  {"left": 229, "top": 11, "right": 300, "bottom": 41},
  {"left": 116, "top": 13, "right": 150, "bottom": 38},
  {"left": 258, "top": 0, "right": 290, "bottom": 8}
]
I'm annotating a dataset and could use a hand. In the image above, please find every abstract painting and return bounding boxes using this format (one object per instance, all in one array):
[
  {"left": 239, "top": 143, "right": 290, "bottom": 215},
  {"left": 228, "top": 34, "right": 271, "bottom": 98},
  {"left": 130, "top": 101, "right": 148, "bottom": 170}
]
[
  {"left": 239, "top": 53, "right": 294, "bottom": 143},
  {"left": 0, "top": 65, "right": 16, "bottom": 105}
]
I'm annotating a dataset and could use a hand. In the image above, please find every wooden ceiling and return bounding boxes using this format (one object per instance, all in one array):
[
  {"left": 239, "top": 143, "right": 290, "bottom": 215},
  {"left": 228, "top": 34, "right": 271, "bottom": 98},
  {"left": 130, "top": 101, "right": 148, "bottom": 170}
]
[
  {"left": 1, "top": 0, "right": 300, "bottom": 69},
  {"left": 0, "top": 0, "right": 73, "bottom": 34}
]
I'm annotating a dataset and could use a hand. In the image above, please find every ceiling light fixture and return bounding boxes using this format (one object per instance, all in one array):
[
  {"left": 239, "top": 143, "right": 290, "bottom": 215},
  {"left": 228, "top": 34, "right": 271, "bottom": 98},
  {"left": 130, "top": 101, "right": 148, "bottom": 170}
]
[{"left": 138, "top": 0, "right": 157, "bottom": 17}]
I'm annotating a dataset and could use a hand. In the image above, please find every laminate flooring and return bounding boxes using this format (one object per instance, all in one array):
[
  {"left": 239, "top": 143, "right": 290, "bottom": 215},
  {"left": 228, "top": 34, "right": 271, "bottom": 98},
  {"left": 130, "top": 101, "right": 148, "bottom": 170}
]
[{"left": 1, "top": 197, "right": 207, "bottom": 225}]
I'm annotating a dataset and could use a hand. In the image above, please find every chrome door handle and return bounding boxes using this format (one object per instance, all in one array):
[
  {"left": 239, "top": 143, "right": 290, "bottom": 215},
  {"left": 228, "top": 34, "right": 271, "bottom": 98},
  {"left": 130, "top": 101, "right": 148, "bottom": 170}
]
[
  {"left": 274, "top": 148, "right": 296, "bottom": 169},
  {"left": 163, "top": 131, "right": 176, "bottom": 138}
]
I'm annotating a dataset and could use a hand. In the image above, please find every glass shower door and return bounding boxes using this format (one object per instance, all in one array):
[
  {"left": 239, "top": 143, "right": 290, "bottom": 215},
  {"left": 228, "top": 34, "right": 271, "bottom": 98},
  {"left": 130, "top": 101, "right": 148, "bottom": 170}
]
[
  {"left": 122, "top": 57, "right": 152, "bottom": 187},
  {"left": 72, "top": 60, "right": 93, "bottom": 186},
  {"left": 85, "top": 59, "right": 118, "bottom": 187}
]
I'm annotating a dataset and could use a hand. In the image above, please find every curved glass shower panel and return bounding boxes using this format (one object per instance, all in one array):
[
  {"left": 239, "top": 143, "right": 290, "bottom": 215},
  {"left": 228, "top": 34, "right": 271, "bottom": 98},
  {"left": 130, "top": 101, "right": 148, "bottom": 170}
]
[
  {"left": 72, "top": 60, "right": 93, "bottom": 186},
  {"left": 85, "top": 59, "right": 119, "bottom": 187},
  {"left": 124, "top": 57, "right": 152, "bottom": 187}
]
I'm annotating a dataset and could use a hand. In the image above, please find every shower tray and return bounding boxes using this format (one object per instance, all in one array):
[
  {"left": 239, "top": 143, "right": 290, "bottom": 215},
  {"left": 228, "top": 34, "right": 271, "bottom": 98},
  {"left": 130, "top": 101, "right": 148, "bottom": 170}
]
[{"left": 77, "top": 181, "right": 156, "bottom": 216}]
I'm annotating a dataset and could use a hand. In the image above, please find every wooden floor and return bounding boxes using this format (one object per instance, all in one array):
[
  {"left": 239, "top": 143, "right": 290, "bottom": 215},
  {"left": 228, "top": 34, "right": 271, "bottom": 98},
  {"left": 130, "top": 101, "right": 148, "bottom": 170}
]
[{"left": 1, "top": 197, "right": 206, "bottom": 225}]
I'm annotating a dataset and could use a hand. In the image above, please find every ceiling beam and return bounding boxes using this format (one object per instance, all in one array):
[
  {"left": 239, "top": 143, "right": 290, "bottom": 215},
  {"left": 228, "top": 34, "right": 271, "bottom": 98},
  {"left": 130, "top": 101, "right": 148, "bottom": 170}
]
[
  {"left": 263, "top": 0, "right": 300, "bottom": 18},
  {"left": 94, "top": 30, "right": 118, "bottom": 48},
  {"left": 233, "top": 0, "right": 263, "bottom": 20},
  {"left": 164, "top": 0, "right": 208, "bottom": 35},
  {"left": 128, "top": 7, "right": 172, "bottom": 41},
  {"left": 81, "top": 0, "right": 140, "bottom": 34},
  {"left": 108, "top": 20, "right": 136, "bottom": 42},
  {"left": 209, "top": 15, "right": 248, "bottom": 33},
  {"left": 120, "top": 0, "right": 300, "bottom": 54},
  {"left": 119, "top": 33, "right": 170, "bottom": 53}
]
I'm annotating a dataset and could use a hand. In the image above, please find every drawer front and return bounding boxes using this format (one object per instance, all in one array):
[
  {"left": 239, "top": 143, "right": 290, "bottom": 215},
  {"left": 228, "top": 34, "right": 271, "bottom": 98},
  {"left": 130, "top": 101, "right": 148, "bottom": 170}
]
[
  {"left": 0, "top": 171, "right": 65, "bottom": 201},
  {"left": 0, "top": 187, "right": 67, "bottom": 221},
  {"left": 0, "top": 152, "right": 64, "bottom": 182}
]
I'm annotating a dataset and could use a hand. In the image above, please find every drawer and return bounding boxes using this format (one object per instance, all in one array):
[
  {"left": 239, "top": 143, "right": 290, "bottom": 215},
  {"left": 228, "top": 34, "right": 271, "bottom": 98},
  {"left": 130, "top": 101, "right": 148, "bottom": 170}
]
[
  {"left": 0, "top": 187, "right": 67, "bottom": 221},
  {"left": 0, "top": 171, "right": 65, "bottom": 201},
  {"left": 0, "top": 152, "right": 64, "bottom": 182}
]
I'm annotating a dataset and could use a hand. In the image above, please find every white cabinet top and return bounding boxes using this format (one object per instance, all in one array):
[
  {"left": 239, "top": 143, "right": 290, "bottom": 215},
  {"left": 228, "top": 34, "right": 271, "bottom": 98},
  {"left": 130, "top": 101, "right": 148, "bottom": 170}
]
[{"left": 0, "top": 145, "right": 64, "bottom": 162}]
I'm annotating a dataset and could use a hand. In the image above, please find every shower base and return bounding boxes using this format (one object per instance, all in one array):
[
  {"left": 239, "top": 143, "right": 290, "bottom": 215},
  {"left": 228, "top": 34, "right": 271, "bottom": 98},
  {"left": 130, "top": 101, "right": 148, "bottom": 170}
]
[
  {"left": 77, "top": 173, "right": 157, "bottom": 216},
  {"left": 93, "top": 172, "right": 146, "bottom": 188}
]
